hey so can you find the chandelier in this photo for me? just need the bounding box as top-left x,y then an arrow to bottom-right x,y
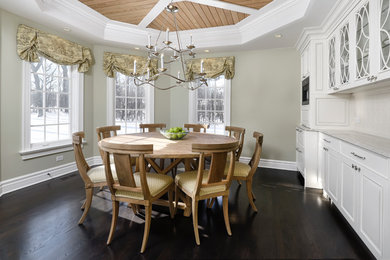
132,3 -> 208,91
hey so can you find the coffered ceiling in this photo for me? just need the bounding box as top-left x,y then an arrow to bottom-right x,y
79,0 -> 271,31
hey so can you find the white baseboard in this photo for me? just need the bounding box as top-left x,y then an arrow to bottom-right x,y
240,157 -> 297,171
0,155 -> 296,197
0,156 -> 102,197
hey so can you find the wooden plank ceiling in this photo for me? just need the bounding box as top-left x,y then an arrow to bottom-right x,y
79,0 -> 159,25
219,0 -> 272,10
79,0 -> 273,31
148,1 -> 248,31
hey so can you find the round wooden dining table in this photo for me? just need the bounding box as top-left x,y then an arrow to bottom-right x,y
99,131 -> 237,216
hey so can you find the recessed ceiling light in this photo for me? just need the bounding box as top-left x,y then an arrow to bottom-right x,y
204,50 -> 210,53
134,47 -> 140,50
63,27 -> 71,32
275,34 -> 283,38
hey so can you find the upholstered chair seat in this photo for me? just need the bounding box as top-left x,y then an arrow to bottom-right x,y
87,164 -> 117,183
175,170 -> 226,196
224,162 -> 251,177
116,172 -> 173,200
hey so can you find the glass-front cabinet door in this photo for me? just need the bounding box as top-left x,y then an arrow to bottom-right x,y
329,37 -> 337,89
340,23 -> 350,86
380,0 -> 390,74
355,2 -> 370,80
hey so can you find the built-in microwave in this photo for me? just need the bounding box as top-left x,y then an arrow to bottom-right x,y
302,76 -> 309,105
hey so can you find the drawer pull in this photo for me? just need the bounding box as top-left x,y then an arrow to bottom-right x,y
351,152 -> 366,160
323,147 -> 328,151
323,139 -> 331,143
296,148 -> 302,153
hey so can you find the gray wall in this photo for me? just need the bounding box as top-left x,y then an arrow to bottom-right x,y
0,10 -> 95,181
169,49 -> 301,161
0,9 -> 300,183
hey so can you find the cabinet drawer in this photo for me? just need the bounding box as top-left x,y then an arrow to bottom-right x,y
321,134 -> 340,152
340,142 -> 388,178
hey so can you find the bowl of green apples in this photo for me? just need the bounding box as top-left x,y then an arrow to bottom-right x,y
160,127 -> 188,140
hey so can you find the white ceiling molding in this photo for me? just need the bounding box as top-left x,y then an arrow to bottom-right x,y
295,0 -> 360,52
188,0 -> 258,15
0,0 -> 315,50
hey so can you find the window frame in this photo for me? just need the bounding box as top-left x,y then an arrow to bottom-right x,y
20,60 -> 84,160
188,77 -> 231,134
106,74 -> 154,133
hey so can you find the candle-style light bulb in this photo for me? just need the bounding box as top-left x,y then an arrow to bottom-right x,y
147,68 -> 150,79
190,34 -> 193,45
148,35 -> 151,47
178,71 -> 180,79
161,54 -> 164,69
173,50 -> 177,57
200,60 -> 204,73
166,28 -> 170,42
134,60 -> 137,74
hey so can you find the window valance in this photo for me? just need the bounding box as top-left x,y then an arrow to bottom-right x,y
16,24 -> 94,73
103,52 -> 158,78
185,56 -> 235,80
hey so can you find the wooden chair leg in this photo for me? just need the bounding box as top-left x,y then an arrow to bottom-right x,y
237,180 -> 242,185
252,191 -> 256,201
141,206 -> 152,253
81,200 -> 86,210
222,195 -> 232,236
246,181 -> 258,212
168,187 -> 175,219
192,199 -> 200,245
107,200 -> 119,245
78,188 -> 93,224
99,185 -> 104,191
207,198 -> 215,208
128,203 -> 139,215
174,185 -> 179,215
159,158 -> 165,170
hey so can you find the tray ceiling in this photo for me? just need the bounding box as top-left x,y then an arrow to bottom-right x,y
148,1 -> 249,31
79,0 -> 272,31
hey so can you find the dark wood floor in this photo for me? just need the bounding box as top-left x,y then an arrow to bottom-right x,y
0,167 -> 375,260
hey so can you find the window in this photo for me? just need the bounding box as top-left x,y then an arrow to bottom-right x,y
21,57 -> 83,157
189,76 -> 231,134
107,72 -> 154,134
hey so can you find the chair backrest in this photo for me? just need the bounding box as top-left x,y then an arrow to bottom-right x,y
225,126 -> 246,161
96,125 -> 121,160
72,132 -> 92,184
248,132 -> 264,178
99,141 -> 154,200
184,123 -> 209,133
191,141 -> 239,197
139,123 -> 166,133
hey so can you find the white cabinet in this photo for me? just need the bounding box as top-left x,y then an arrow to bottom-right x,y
327,0 -> 390,93
359,164 -> 388,258
340,157 -> 359,229
319,133 -> 390,260
301,45 -> 310,79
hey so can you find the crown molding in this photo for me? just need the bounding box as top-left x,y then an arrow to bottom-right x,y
295,0 -> 361,52
31,0 -> 312,49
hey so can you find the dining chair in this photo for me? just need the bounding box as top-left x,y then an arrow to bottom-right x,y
139,123 -> 167,170
72,131 -> 117,225
174,141 -> 239,245
100,141 -> 175,253
139,123 -> 166,133
225,131 -> 263,212
184,123 -> 209,133
225,126 -> 246,161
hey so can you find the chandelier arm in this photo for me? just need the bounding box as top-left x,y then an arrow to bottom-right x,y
172,13 -> 187,79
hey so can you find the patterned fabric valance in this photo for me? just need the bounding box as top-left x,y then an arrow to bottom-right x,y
185,56 -> 235,80
103,52 -> 158,78
16,24 -> 94,73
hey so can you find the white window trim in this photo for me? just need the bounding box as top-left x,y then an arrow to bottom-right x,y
19,61 -> 84,160
188,78 -> 231,131
106,76 -> 154,126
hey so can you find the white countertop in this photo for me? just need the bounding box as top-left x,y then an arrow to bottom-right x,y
321,130 -> 390,158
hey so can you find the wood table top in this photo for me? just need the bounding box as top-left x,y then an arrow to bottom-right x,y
99,132 -> 237,158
